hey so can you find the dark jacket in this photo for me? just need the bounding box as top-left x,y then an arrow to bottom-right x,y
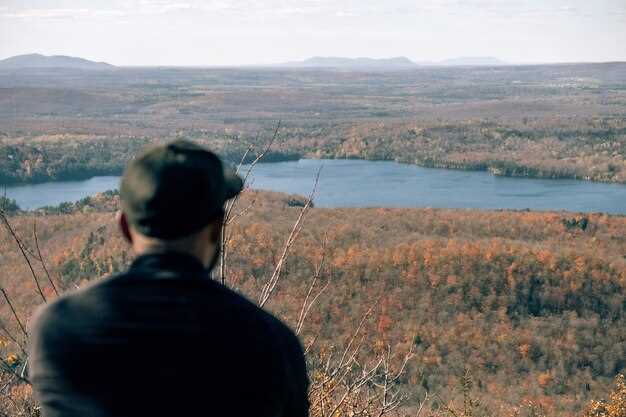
28,252 -> 309,417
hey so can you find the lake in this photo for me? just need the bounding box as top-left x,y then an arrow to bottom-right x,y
3,159 -> 626,214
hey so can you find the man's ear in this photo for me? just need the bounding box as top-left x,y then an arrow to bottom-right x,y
116,210 -> 133,244
209,211 -> 225,243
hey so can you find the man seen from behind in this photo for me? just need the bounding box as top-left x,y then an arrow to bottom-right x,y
28,141 -> 310,417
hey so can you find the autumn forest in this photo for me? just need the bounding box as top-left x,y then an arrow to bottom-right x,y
0,62 -> 625,416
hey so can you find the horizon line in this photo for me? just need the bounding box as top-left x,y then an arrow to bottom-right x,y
2,53 -> 626,68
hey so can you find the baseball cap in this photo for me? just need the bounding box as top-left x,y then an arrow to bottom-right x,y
120,140 -> 244,239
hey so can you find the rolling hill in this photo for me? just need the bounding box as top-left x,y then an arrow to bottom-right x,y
0,53 -> 114,70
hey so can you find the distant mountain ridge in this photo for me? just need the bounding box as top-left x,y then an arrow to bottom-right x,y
0,54 -> 114,70
0,54 -> 508,69
282,56 -> 508,68
437,56 -> 507,66
283,56 -> 416,68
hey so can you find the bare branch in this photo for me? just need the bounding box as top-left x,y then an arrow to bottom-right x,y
243,121 -> 282,182
225,197 -> 257,226
337,303 -> 376,371
0,358 -> 30,385
0,212 -> 47,302
33,220 -> 59,296
0,289 -> 27,339
0,320 -> 26,357
296,235 -> 329,335
220,122 -> 282,284
415,392 -> 430,417
259,166 -> 320,308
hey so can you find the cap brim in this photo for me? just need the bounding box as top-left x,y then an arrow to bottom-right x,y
223,165 -> 244,200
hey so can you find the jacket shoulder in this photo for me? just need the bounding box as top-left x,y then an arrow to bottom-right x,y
28,274 -> 123,348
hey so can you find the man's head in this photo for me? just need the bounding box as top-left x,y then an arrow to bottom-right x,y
117,140 -> 243,269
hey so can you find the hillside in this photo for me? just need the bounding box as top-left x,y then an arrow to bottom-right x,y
0,190 -> 624,416
0,54 -> 114,70
1,116 -> 625,185
0,63 -> 624,185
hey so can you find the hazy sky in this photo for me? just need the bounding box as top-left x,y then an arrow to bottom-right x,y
1,0 -> 625,66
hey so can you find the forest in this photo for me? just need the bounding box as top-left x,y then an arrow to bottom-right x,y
1,116 -> 625,185
0,189 -> 624,416
0,62 -> 625,416
1,62 -> 625,184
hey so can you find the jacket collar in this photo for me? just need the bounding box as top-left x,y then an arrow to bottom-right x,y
129,251 -> 208,276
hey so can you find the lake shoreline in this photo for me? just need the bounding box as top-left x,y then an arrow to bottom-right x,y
314,155 -> 626,184
6,188 -> 625,219
5,159 -> 625,215
3,154 -> 625,187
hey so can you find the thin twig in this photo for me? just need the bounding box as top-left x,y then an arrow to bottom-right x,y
296,236 -> 329,335
415,392 -> 429,417
0,289 -> 27,339
259,166 -> 320,308
337,303 -> 376,371
33,220 -> 58,296
0,320 -> 26,357
0,358 -> 29,385
0,213 -> 47,302
220,122 -> 282,284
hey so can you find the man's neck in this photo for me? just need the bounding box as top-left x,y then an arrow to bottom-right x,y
133,245 -> 212,269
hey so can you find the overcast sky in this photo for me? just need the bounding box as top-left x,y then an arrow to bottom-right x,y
1,0 -> 625,66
